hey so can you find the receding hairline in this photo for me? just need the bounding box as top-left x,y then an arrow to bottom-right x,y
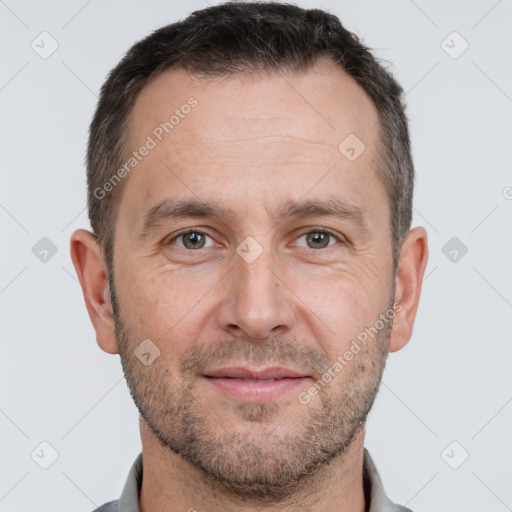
87,5 -> 412,278
101,55 -> 391,271
121,54 -> 383,182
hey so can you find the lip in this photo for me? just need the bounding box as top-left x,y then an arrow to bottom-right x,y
204,366 -> 308,380
203,366 -> 311,402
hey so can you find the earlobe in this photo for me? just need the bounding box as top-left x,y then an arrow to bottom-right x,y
69,229 -> 119,354
389,226 -> 429,353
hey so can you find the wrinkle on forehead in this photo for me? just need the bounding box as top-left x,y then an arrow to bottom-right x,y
118,60 -> 386,232
167,135 -> 336,148
126,61 -> 380,155
161,135 -> 342,168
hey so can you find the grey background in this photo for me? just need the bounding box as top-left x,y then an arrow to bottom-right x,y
1,0 -> 511,510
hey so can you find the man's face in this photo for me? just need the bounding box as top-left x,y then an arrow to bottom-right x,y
111,59 -> 395,498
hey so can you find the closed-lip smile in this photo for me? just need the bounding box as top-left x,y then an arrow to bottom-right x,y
203,366 -> 311,402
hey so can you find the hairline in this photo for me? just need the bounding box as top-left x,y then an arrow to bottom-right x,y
102,59 -> 401,278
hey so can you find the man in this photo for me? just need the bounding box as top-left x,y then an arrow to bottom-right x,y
70,2 -> 428,511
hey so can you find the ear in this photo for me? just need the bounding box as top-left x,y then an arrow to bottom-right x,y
389,226 -> 429,353
69,229 -> 118,354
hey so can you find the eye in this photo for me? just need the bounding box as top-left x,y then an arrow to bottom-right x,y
295,229 -> 342,249
167,230 -> 215,250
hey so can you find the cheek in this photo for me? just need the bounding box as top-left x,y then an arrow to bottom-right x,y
116,260 -> 216,345
294,265 -> 391,357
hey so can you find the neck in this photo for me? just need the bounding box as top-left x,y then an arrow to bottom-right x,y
138,419 -> 368,512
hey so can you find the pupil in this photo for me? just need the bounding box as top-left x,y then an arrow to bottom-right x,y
185,232 -> 204,249
308,232 -> 328,248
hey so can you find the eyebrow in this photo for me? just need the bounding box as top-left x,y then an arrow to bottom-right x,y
138,196 -> 370,240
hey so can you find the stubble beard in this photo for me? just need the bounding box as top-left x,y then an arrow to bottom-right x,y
110,274 -> 393,502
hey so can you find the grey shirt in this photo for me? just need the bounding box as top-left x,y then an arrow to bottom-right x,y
93,448 -> 413,512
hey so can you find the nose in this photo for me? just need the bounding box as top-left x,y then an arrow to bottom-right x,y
216,247 -> 295,340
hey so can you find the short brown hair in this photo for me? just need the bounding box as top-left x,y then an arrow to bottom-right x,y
87,1 -> 414,275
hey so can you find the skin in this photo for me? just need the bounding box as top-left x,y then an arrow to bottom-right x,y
70,57 -> 428,512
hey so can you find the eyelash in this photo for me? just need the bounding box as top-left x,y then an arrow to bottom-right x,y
165,228 -> 344,250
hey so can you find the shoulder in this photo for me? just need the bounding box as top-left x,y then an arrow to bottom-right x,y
91,500 -> 119,512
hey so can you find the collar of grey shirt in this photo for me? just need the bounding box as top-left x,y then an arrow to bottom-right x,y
94,448 -> 413,512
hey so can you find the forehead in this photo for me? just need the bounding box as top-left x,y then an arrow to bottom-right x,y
127,58 -> 379,152
118,58 -> 386,233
